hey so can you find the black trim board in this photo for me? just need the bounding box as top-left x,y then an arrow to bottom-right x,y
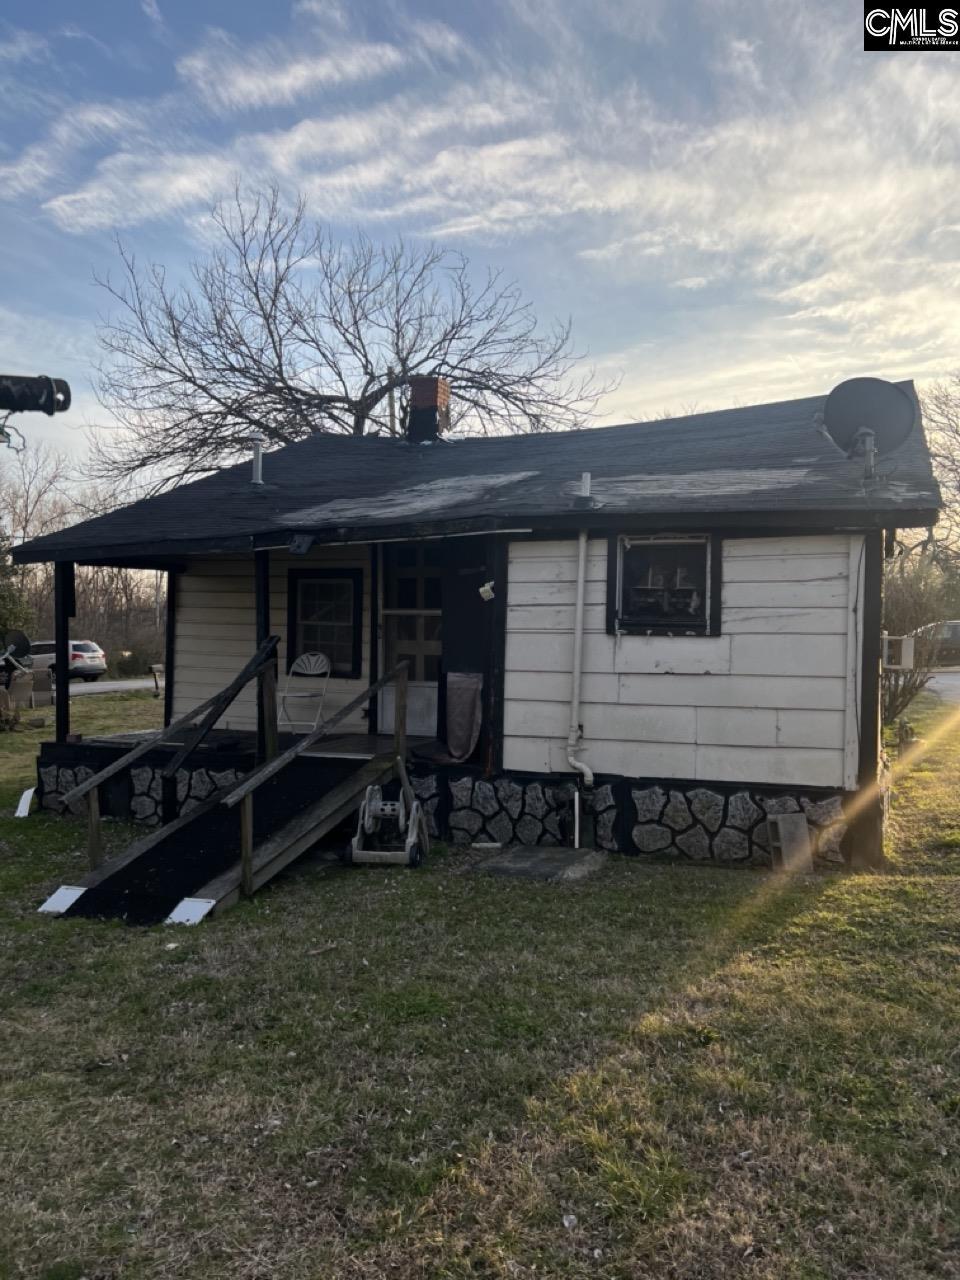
285,567 -> 364,679
368,544 -> 379,733
13,506 -> 941,566
254,550 -> 271,763
53,560 -> 75,743
847,530 -> 884,868
708,533 -> 722,636
163,570 -> 177,728
858,531 -> 883,789
483,535 -> 508,774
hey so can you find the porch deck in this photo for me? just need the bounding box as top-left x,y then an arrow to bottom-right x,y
37,724 -> 440,828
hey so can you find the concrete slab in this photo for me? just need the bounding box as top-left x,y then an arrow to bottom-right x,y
473,845 -> 608,882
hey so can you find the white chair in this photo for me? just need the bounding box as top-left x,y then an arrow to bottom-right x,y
279,652 -> 331,733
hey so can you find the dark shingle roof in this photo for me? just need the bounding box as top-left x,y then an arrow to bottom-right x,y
13,382 -> 941,563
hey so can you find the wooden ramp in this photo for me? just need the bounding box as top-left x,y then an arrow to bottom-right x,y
38,658 -> 416,926
40,754 -> 398,925
167,755 -> 397,923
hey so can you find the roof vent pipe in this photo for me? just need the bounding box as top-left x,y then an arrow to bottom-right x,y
251,434 -> 265,486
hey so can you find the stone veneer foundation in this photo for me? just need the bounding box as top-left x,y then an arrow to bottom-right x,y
38,760 -> 848,865
40,762 -> 242,826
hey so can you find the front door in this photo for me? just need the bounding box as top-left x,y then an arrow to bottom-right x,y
379,544 -> 442,737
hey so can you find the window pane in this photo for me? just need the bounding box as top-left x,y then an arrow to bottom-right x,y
395,577 -> 418,609
297,577 -> 355,675
621,542 -> 707,632
396,615 -> 417,642
383,615 -> 442,685
382,545 -> 444,681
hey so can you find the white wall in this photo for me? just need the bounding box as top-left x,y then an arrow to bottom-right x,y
172,547 -> 371,732
503,534 -> 864,789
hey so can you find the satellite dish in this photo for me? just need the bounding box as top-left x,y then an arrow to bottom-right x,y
2,630 -> 31,662
823,377 -> 916,457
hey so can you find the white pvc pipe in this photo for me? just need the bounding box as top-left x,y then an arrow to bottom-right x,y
251,435 -> 265,485
567,472 -> 595,803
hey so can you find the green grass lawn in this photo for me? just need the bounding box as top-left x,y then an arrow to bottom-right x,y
1,694 -> 959,1278
0,690 -> 161,795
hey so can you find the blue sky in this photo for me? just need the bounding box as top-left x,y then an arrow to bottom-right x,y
1,0 -> 958,454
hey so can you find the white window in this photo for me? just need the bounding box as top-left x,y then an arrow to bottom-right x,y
289,571 -> 361,677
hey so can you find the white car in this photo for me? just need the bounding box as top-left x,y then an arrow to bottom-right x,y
30,639 -> 108,682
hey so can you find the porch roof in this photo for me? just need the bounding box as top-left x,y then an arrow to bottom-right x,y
13,381 -> 941,565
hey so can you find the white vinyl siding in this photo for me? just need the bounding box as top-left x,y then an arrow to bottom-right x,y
503,534 -> 864,789
172,547 -> 371,732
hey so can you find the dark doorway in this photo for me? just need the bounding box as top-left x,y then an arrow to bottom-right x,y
439,539 -> 494,762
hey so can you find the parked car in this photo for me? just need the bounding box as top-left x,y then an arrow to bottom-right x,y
30,639 -> 107,682
913,620 -> 960,667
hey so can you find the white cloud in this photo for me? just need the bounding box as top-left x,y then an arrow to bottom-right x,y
176,30 -> 407,114
715,37 -> 765,95
598,292 -> 959,427
249,83 -> 534,174
0,102 -> 149,198
44,150 -> 239,231
506,0 -> 671,50
291,0 -> 351,26
6,0 -> 960,420
409,20 -> 468,61
141,0 -> 165,33
40,76 -> 541,231
0,28 -> 47,63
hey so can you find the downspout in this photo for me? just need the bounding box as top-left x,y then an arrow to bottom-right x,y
568,472 -> 594,845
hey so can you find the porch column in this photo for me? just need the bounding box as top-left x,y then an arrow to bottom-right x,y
847,531 -> 885,869
54,560 -> 75,743
254,549 -> 275,761
368,543 -> 379,734
163,569 -> 177,727
483,536 -> 508,774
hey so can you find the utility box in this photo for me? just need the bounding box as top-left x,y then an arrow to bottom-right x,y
882,633 -> 915,671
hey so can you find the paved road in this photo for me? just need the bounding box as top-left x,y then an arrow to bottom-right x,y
66,678 -> 157,697
927,671 -> 960,703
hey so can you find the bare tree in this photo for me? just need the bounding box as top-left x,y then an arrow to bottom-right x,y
0,445 -> 166,669
881,551 -> 950,723
922,374 -> 960,555
93,186 -> 611,485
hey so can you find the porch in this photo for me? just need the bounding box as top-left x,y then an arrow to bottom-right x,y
45,533 -> 507,775
37,726 -> 435,821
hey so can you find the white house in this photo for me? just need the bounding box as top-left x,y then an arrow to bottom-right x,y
17,375 -> 940,874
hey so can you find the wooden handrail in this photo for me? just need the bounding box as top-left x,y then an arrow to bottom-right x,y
160,638 -> 279,779
59,636 -> 280,808
223,661 -> 409,809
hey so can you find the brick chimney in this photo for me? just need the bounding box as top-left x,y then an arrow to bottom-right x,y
406,375 -> 450,443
